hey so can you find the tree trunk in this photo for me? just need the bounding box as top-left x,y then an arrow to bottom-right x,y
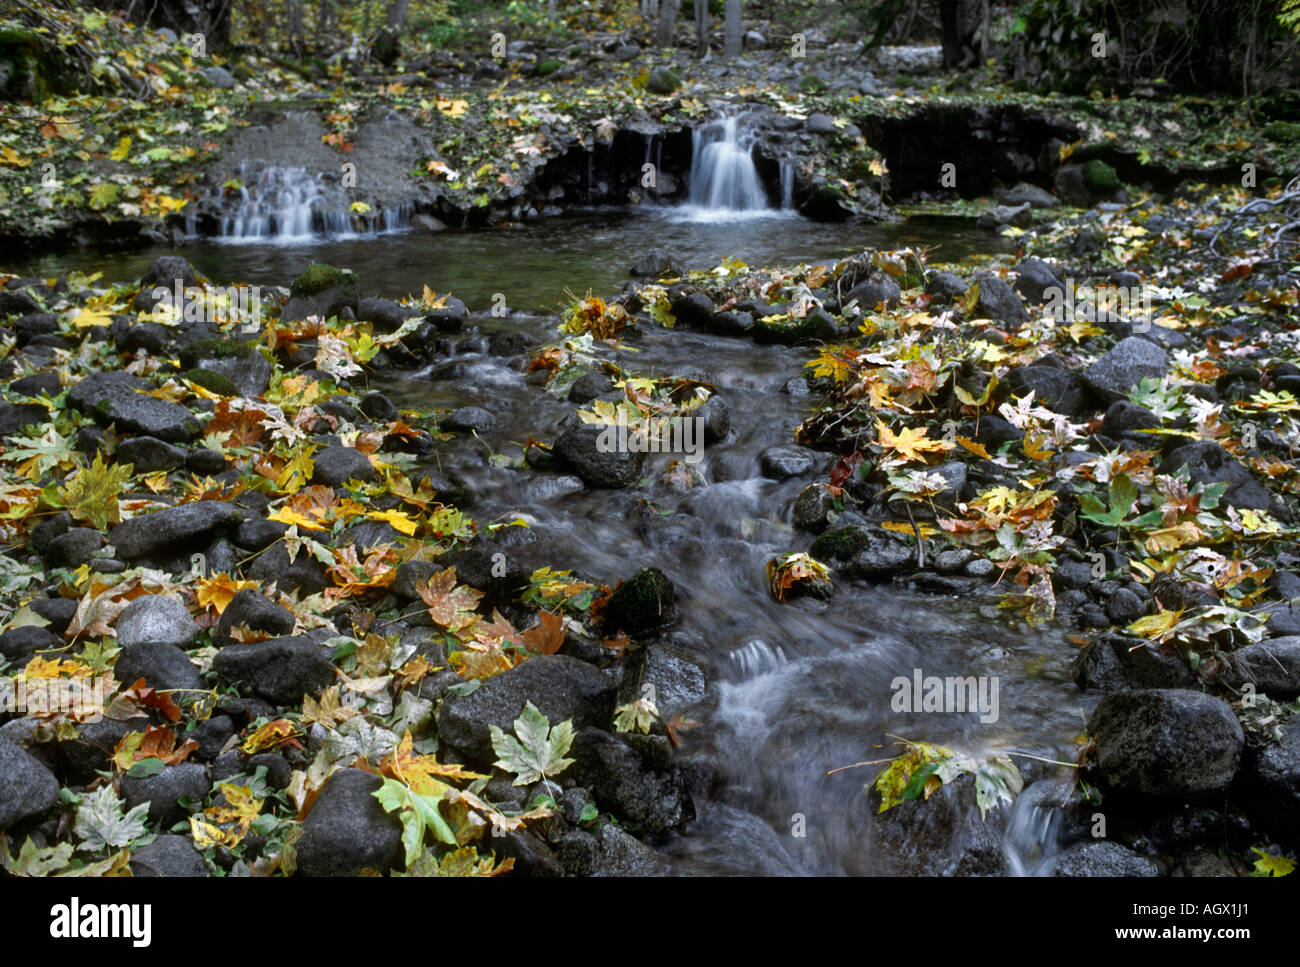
656,0 -> 681,47
724,0 -> 742,58
939,0 -> 961,69
386,0 -> 411,30
695,0 -> 709,55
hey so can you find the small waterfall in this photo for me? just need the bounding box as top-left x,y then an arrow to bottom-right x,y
779,159 -> 795,210
1003,779 -> 1069,876
203,164 -> 410,243
686,115 -> 770,214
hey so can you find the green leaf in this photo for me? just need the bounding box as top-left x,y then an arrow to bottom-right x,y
373,777 -> 456,867
60,453 -> 132,529
1,835 -> 75,877
74,785 -> 149,851
489,700 -> 575,786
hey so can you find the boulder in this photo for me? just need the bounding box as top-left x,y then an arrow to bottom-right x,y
115,594 -> 199,649
0,738 -> 59,828
108,501 -> 243,560
296,769 -> 404,876
212,636 -> 336,705
1081,337 -> 1168,403
553,424 -> 644,488
68,372 -> 202,443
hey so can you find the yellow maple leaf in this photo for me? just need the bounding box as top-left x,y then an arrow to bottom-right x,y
195,574 -> 261,614
109,136 -> 132,162
366,508 -> 418,536
1126,608 -> 1182,641
422,285 -> 449,309
267,506 -> 327,531
875,421 -> 955,463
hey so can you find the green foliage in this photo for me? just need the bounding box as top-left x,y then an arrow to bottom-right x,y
373,777 -> 458,868
73,785 -> 150,852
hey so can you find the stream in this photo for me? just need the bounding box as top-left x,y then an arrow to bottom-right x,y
23,189 -> 1090,877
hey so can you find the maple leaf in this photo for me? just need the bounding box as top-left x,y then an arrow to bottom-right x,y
135,725 -> 199,766
206,399 -> 266,447
268,505 -> 327,531
243,719 -> 302,754
418,567 -> 484,634
301,685 -> 359,728
383,732 -> 485,794
206,783 -> 264,840
490,701 -> 575,786
396,847 -> 514,877
394,655 -> 436,690
875,421 -> 955,464
450,639 -> 518,680
110,678 -> 181,723
614,698 -> 660,734
195,574 -> 261,614
366,507 -> 418,536
74,785 -> 149,851
519,610 -> 566,655
1252,848 -> 1295,877
373,775 -> 458,867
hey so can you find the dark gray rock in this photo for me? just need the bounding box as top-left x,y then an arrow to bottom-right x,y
976,202 -> 1032,230
973,275 -> 1029,325
567,370 -> 614,403
811,525 -> 915,580
140,257 -> 198,291
870,774 -> 1008,875
115,436 -> 189,473
0,402 -> 48,441
593,823 -> 658,875
212,635 -> 335,705
109,501 -> 242,560
792,484 -> 837,532
116,594 -> 199,649
1013,258 -> 1065,304
1253,717 -> 1300,821
423,295 -> 468,332
1082,337 -> 1168,403
120,762 -> 209,828
698,393 -> 730,443
28,596 -> 77,634
0,625 -> 61,662
68,371 -> 202,442
114,642 -> 203,692
603,567 -> 676,636
130,834 -> 210,877
999,183 -> 1059,209
358,297 -> 417,334
553,423 -> 644,488
232,517 -> 287,552
925,271 -> 967,303
1105,587 -> 1146,624
0,738 -> 59,828
44,528 -> 103,568
570,730 -> 694,836
311,446 -> 376,487
296,769 -> 403,876
1089,689 -> 1243,798
1162,440 -> 1272,511
1003,365 -> 1086,417
391,561 -> 443,600
246,543 -> 328,595
760,446 -> 817,480
442,406 -> 498,433
1048,841 -> 1159,876
1220,637 -> 1300,699
437,655 -> 618,761
846,274 -> 901,311
1071,633 -> 1196,691
1102,400 -> 1160,437
630,248 -> 678,278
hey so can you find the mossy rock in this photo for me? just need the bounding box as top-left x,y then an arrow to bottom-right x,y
179,338 -> 256,368
1082,159 -> 1122,193
810,526 -> 871,561
798,75 -> 828,94
290,264 -> 354,297
646,68 -> 681,95
533,59 -> 563,77
602,567 -> 676,636
0,28 -> 58,101
182,367 -> 239,396
1263,121 -> 1300,144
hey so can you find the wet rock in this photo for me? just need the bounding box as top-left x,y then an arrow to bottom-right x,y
698,393 -> 730,443
707,310 -> 755,336
44,528 -> 103,568
552,828 -> 599,875
442,406 -> 498,433
1162,440 -> 1272,512
68,371 -> 202,442
933,548 -> 975,574
1003,364 -> 1086,417
976,202 -> 1032,230
182,342 -> 272,398
1053,164 -> 1091,206
188,715 -> 236,762
1089,689 -> 1242,798
188,448 -> 228,476
570,730 -> 694,836
423,295 -> 468,332
212,636 -> 335,705
109,501 -> 242,560
212,590 -> 294,651
973,275 -> 1029,325
630,644 -> 707,715
603,567 -> 676,636
0,738 -> 59,828
630,248 -> 678,278
553,423 -> 644,488
440,543 -> 529,606
232,516 -> 287,552
1220,637 -> 1300,699
489,827 -> 564,876
811,525 -> 915,580
114,642 -> 203,692
296,769 -> 403,877
437,655 -> 617,761
1012,258 -> 1065,305
1105,587 -> 1146,624
28,597 -> 78,635
140,256 -> 198,291
999,183 -> 1059,209
246,542 -> 328,595
792,484 -> 837,532
281,264 -> 360,323
392,561 -> 443,600
1252,717 -> 1300,821
488,330 -> 535,356
925,271 -> 967,303
116,322 -> 172,356
1071,633 -> 1196,691
116,594 -> 199,650
593,823 -> 658,875
0,625 -> 60,662
9,372 -> 61,398
358,297 -> 417,334
115,436 -> 189,473
846,273 -> 901,311
130,834 -> 210,877
961,414 -> 1022,448
120,762 -> 209,828
0,401 -> 47,439
1265,599 -> 1300,637
670,291 -> 714,328
1082,337 -> 1168,403
760,446 -> 817,480
311,446 -> 376,486
0,288 -> 45,317
1102,400 -> 1160,437
1047,841 -> 1159,876
871,775 -> 1008,875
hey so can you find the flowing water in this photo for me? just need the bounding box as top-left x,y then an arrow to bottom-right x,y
22,180 -> 1092,876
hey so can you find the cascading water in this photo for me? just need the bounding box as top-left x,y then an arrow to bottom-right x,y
195,163 -> 411,242
684,115 -> 773,216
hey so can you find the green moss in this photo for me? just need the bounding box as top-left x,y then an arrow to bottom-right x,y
1082,159 -> 1122,192
810,526 -> 870,561
290,263 -> 350,297
799,75 -> 827,94
179,338 -> 255,368
603,567 -> 675,635
646,68 -> 681,95
533,59 -> 562,77
182,367 -> 238,396
1263,121 -> 1300,144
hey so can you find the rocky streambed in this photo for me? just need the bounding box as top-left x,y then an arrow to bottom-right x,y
1,172 -> 1299,878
